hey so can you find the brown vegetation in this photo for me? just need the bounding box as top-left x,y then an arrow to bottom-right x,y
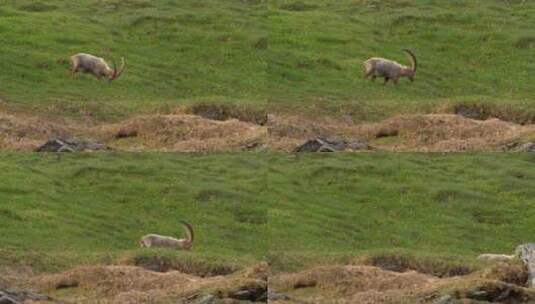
269,261 -> 535,304
3,255 -> 534,304
268,113 -> 535,152
21,262 -> 268,303
2,105 -> 535,153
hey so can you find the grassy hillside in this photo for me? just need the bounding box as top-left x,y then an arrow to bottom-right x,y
268,153 -> 535,271
0,152 -> 267,272
0,0 -> 267,117
3,152 -> 535,273
2,1 -> 535,120
268,0 -> 535,119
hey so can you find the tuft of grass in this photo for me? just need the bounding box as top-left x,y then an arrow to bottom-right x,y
358,251 -> 479,278
279,1 -> 319,12
121,249 -> 244,277
19,2 -> 58,12
437,100 -> 535,124
186,101 -> 268,125
514,36 -> 535,49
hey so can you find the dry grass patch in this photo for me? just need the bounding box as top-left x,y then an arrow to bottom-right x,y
186,103 -> 268,125
0,110 -> 74,151
121,252 -> 241,277
357,252 -> 477,278
268,113 -> 535,152
269,260 -> 535,304
1,106 -> 535,152
25,263 -> 268,304
93,113 -> 267,152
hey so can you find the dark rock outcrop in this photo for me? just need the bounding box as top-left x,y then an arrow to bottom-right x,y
0,288 -> 52,303
294,137 -> 370,152
35,137 -> 108,152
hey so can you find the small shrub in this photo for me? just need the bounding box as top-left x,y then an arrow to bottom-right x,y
128,252 -> 240,277
188,103 -> 267,125
19,3 -> 57,12
514,36 -> 535,49
361,252 -> 477,277
279,1 -> 318,11
254,37 -> 268,50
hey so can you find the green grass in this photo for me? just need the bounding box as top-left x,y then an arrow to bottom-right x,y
267,0 -> 535,119
268,153 -> 535,271
0,0 -> 267,119
3,1 -> 535,119
0,152 -> 267,272
2,153 -> 535,273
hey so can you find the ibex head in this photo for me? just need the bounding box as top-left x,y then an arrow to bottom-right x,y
109,57 -> 126,82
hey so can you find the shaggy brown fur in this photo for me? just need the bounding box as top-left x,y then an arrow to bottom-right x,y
70,53 -> 126,82
363,49 -> 417,84
139,221 -> 194,250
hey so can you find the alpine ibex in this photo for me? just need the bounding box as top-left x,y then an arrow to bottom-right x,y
70,53 -> 126,82
139,221 -> 194,250
363,49 -> 417,84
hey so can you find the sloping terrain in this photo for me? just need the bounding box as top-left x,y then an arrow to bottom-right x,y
1,153 -> 535,302
268,154 -> 535,261
3,1 -> 535,303
0,0 -> 267,113
0,153 -> 267,273
2,1 -> 535,120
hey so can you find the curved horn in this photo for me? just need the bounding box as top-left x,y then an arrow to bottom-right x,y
402,49 -> 417,73
180,221 -> 194,243
111,59 -> 118,80
113,57 -> 126,80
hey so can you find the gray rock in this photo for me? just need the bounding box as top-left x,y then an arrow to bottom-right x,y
516,243 -> 535,287
0,295 -> 20,304
231,290 -> 254,300
0,288 -> 51,303
196,294 -> 216,304
433,295 -> 457,304
36,137 -> 108,152
516,142 -> 535,152
268,289 -> 291,301
466,289 -> 489,300
294,137 -> 370,153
